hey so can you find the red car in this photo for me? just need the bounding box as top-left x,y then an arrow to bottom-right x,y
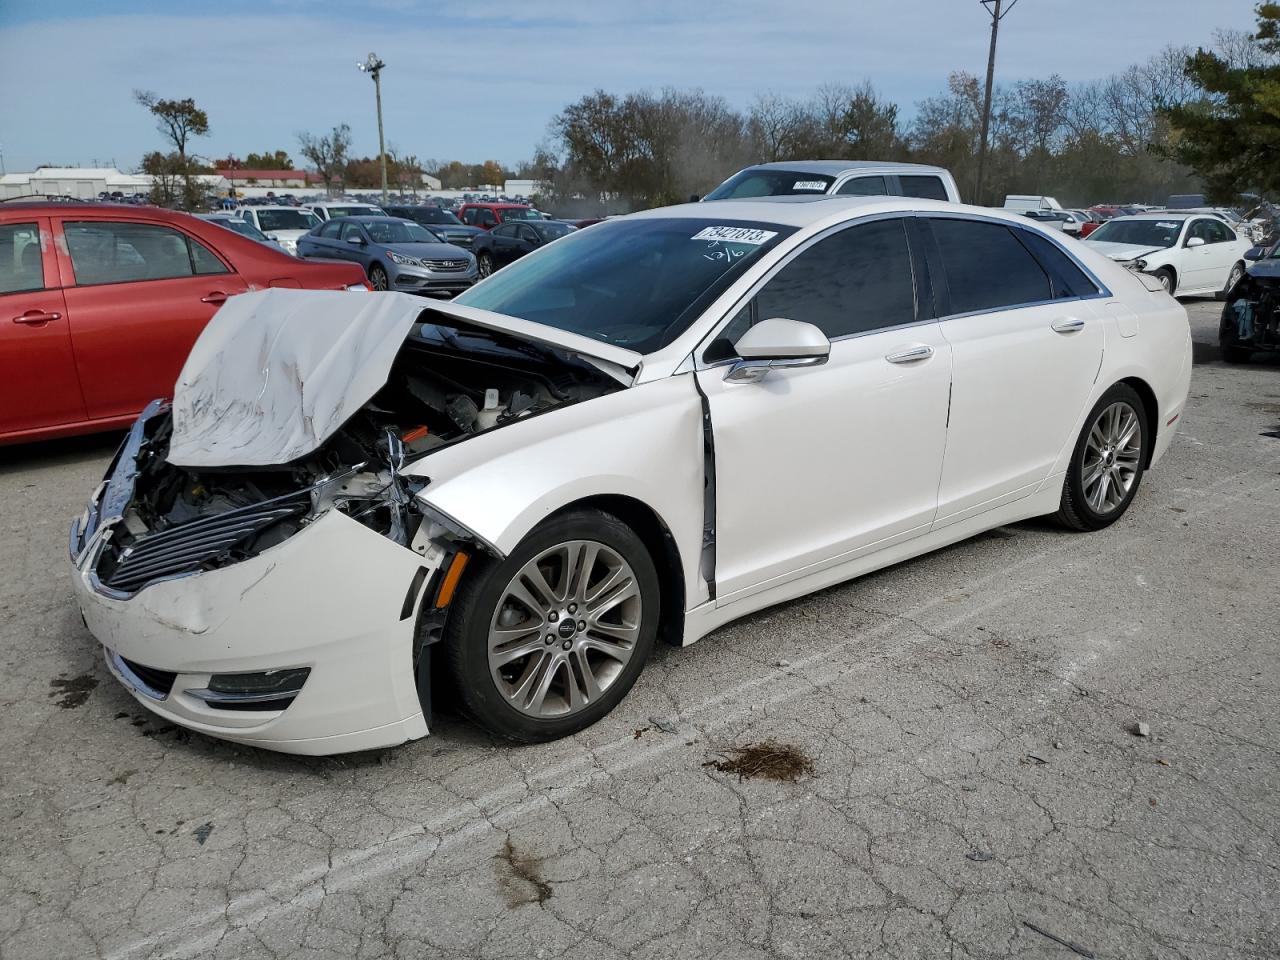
456,202 -> 543,230
0,203 -> 368,445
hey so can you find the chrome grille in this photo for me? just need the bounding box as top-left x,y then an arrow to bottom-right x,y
100,494 -> 308,592
423,259 -> 469,271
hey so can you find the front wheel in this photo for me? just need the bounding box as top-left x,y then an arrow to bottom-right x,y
1153,267 -> 1176,295
1224,260 -> 1245,296
476,251 -> 495,278
1056,384 -> 1149,531
443,508 -> 659,742
369,263 -> 389,291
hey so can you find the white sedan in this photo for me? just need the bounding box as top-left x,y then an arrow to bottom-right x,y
1084,212 -> 1252,297
69,197 -> 1192,754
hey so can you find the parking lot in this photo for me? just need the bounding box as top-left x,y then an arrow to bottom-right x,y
0,298 -> 1276,959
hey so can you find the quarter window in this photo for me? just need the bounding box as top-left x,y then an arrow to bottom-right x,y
929,218 -> 1051,313
899,175 -> 950,201
64,222 -> 228,285
835,176 -> 888,197
0,223 -> 45,294
1016,230 -> 1099,299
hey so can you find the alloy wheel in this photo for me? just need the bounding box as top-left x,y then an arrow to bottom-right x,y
1082,401 -> 1142,515
1227,263 -> 1244,290
478,254 -> 493,278
370,266 -> 388,290
487,540 -> 642,718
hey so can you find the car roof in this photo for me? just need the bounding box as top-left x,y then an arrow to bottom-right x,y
345,216 -> 425,227
0,201 -> 186,219
462,202 -> 529,208
243,205 -> 309,212
1106,212 -> 1195,221
629,195 -> 1007,228
739,160 -> 951,177
310,201 -> 381,207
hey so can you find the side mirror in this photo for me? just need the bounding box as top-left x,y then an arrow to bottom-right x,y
266,233 -> 279,241
725,317 -> 831,383
1186,236 -> 1206,248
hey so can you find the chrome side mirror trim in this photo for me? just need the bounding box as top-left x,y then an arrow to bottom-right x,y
724,353 -> 828,383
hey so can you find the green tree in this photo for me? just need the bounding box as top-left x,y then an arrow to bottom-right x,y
297,125 -> 352,197
134,90 -> 210,209
1161,3 -> 1280,200
244,149 -> 295,170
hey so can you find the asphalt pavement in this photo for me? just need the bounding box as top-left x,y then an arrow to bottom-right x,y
1,299 -> 1277,960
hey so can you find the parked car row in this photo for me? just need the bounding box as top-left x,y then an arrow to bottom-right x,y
0,203 -> 368,445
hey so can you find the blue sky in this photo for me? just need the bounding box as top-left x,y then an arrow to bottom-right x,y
0,0 -> 1260,173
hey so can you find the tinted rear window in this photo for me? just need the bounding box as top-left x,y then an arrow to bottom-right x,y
930,218 -> 1051,313
1017,230 -> 1100,299
900,175 -> 950,201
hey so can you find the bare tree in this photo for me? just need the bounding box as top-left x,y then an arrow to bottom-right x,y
297,124 -> 352,197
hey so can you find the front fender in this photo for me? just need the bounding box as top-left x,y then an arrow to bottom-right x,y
406,375 -> 707,608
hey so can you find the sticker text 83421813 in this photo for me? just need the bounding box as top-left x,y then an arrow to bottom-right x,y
691,226 -> 778,245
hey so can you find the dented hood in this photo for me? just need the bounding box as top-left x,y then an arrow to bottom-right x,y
166,288 -> 641,469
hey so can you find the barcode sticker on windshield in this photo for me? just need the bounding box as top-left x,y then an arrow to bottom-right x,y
691,226 -> 778,245
793,180 -> 827,191
1156,221 -> 1179,229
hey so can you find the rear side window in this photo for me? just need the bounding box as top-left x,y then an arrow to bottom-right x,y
0,223 -> 44,294
929,218 -> 1050,314
900,175 -> 950,201
836,176 -> 888,197
1016,230 -> 1100,299
64,222 -> 227,286
752,218 -> 916,340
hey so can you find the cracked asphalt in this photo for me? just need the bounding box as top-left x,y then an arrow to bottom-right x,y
2,300 -> 1278,960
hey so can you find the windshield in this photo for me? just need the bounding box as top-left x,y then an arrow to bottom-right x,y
326,205 -> 386,219
257,209 -> 320,232
455,217 -> 795,353
1087,219 -> 1182,248
413,207 -> 462,225
530,221 -> 575,240
220,218 -> 266,240
704,169 -> 836,200
497,207 -> 540,221
366,220 -> 440,244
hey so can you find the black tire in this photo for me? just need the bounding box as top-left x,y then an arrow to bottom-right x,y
1221,261 -> 1246,299
369,263 -> 389,290
443,508 -> 660,742
476,251 -> 495,278
1056,383 -> 1149,532
1153,267 -> 1176,295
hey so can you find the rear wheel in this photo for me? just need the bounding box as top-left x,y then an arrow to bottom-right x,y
369,263 -> 389,291
477,251 -> 495,278
1056,384 -> 1149,531
443,509 -> 659,742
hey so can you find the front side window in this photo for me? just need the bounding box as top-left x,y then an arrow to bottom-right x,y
835,176 -> 888,197
1199,219 -> 1234,244
930,218 -> 1051,314
455,217 -> 795,353
704,169 -> 835,200
257,209 -> 320,232
318,220 -> 343,239
339,222 -> 366,243
0,223 -> 44,294
752,219 -> 916,339
64,222 -> 226,285
491,223 -> 518,238
900,175 -> 950,201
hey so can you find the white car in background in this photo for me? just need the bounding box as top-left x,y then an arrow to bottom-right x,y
69,196 -> 1191,755
1084,212 -> 1252,296
233,205 -> 321,256
305,201 -> 388,222
703,161 -> 961,203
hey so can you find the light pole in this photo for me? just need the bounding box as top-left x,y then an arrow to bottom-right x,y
357,52 -> 388,204
975,0 -> 1019,205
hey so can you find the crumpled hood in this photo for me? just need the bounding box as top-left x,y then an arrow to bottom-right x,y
166,289 -> 641,468
1084,240 -> 1166,262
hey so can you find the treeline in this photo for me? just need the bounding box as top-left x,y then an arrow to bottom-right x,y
532,28 -> 1262,214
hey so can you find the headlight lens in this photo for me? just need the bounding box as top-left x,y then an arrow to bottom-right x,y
1133,258 -> 1147,271
387,252 -> 421,266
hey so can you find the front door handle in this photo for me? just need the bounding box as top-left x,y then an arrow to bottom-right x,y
885,344 -> 934,364
201,291 -> 228,304
1052,317 -> 1086,334
12,310 -> 61,325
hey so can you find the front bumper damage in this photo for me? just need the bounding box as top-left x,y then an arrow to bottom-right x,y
69,405 -> 464,755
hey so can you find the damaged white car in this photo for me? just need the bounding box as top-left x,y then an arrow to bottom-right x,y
70,197 -> 1191,754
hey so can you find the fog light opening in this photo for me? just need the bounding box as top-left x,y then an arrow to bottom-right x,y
185,667 -> 311,711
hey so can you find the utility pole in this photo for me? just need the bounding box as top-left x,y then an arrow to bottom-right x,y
975,0 -> 1018,205
358,52 -> 388,204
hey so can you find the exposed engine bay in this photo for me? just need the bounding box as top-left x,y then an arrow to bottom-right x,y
81,317 -> 623,595
1223,259 -> 1280,356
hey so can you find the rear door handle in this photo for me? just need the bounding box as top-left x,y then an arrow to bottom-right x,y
12,310 -> 61,325
885,344 -> 934,364
1052,317 -> 1086,334
201,291 -> 228,304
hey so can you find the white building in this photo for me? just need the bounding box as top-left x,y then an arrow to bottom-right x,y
0,166 -> 228,201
